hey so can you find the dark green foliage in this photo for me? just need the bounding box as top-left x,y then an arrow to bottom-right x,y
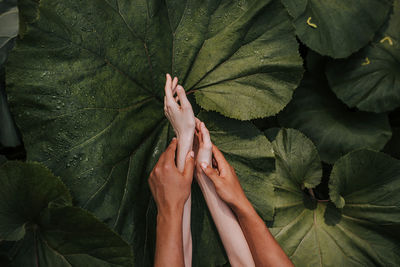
0,161 -> 134,267
0,0 -> 399,266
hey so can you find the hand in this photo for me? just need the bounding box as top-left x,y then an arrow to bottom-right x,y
164,74 -> 195,141
200,145 -> 250,211
148,138 -> 195,215
193,118 -> 212,167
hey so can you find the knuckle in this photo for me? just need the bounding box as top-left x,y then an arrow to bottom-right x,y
154,167 -> 162,176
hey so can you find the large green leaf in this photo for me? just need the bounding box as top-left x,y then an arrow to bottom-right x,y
270,130 -> 400,266
0,161 -> 71,241
326,0 -> 400,113
278,73 -> 392,163
5,0 -> 289,264
272,128 -> 322,189
191,0 -> 303,119
329,150 -> 400,221
0,161 -> 134,267
281,0 -> 393,58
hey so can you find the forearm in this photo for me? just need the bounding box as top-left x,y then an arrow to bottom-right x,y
196,172 -> 255,267
154,207 -> 185,267
233,200 -> 293,267
176,134 -> 194,267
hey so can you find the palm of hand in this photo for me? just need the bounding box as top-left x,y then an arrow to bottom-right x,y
163,74 -> 195,139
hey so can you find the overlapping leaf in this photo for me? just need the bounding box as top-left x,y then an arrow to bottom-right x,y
5,0 -> 292,265
0,161 -> 134,267
270,128 -> 400,266
326,0 -> 400,113
281,0 -> 393,58
278,73 -> 392,163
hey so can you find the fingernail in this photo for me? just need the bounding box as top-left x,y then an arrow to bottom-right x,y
189,151 -> 194,158
172,137 -> 177,141
201,162 -> 208,169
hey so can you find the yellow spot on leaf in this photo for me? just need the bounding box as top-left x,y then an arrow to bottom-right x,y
380,36 -> 393,46
361,57 -> 370,66
307,17 -> 317,28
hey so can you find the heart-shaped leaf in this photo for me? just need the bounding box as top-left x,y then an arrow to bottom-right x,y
281,0 -> 393,58
278,73 -> 392,163
326,0 -> 400,113
270,129 -> 400,266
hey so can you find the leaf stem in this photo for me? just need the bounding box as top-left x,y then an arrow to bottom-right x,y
308,188 -> 316,199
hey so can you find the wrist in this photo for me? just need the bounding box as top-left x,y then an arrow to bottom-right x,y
157,201 -> 185,220
177,129 -> 195,142
231,198 -> 256,219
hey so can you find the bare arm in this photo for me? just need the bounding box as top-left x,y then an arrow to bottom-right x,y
201,145 -> 293,267
164,74 -> 195,267
149,139 -> 195,267
155,206 -> 185,267
194,120 -> 255,267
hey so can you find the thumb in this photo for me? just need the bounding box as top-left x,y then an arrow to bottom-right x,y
183,151 -> 195,179
200,162 -> 220,184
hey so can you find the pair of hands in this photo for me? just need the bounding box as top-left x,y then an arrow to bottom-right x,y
148,74 -> 249,215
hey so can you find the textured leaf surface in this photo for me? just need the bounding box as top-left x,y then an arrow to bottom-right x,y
329,150 -> 400,222
326,0 -> 400,113
5,0 -> 289,264
0,161 -> 71,241
0,161 -> 134,267
278,74 -> 392,163
270,134 -> 400,266
192,0 -> 303,119
272,128 -> 322,189
281,0 -> 392,58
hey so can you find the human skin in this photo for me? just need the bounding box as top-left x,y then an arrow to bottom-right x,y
201,145 -> 294,267
194,119 -> 255,267
164,74 -> 195,267
148,139 -> 195,267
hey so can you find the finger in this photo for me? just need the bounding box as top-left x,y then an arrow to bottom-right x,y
172,77 -> 178,91
164,138 -> 178,163
212,144 -> 230,175
200,162 -> 220,185
183,151 -> 195,180
200,122 -> 212,148
176,85 -> 191,108
164,73 -> 173,100
195,118 -> 202,131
